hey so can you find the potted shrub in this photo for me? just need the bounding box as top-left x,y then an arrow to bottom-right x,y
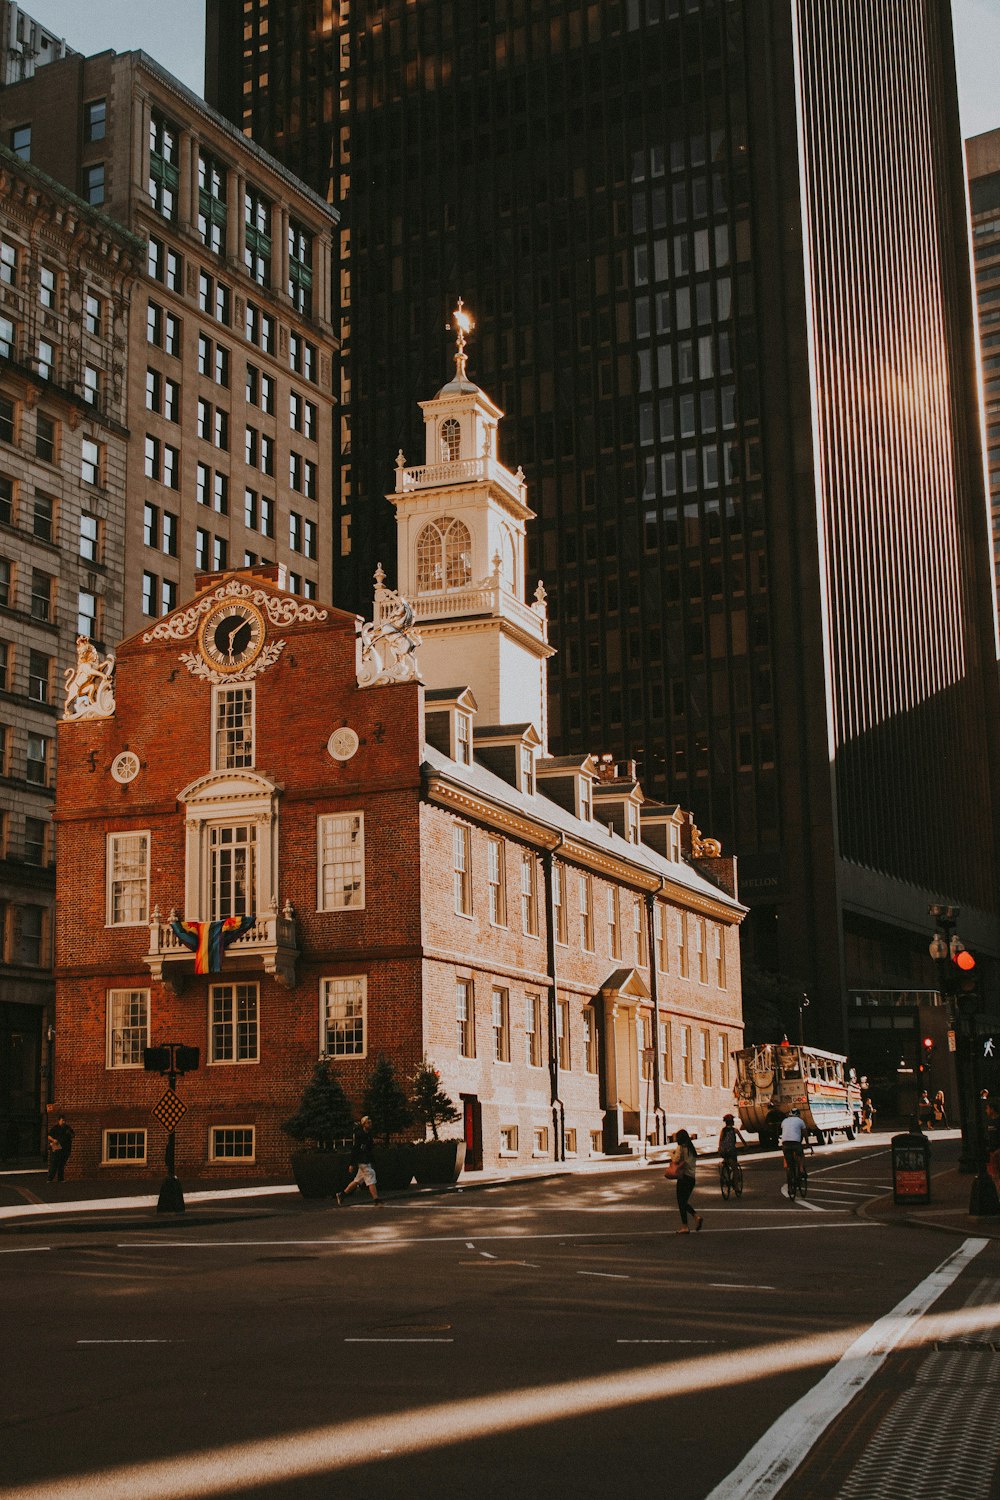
283,1062 -> 355,1198
410,1058 -> 465,1184
363,1055 -> 416,1189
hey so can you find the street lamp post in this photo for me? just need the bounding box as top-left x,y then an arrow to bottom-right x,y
928,904 -> 999,1216
797,993 -> 809,1046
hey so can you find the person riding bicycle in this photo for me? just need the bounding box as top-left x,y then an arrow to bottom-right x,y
779,1108 -> 808,1174
718,1113 -> 746,1163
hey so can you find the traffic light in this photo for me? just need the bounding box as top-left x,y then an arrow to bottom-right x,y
953,946 -> 977,994
921,1035 -> 935,1069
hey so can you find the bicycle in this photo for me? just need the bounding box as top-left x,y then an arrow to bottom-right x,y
719,1157 -> 744,1199
783,1149 -> 808,1200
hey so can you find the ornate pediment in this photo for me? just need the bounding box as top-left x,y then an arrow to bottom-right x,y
142,578 -> 328,644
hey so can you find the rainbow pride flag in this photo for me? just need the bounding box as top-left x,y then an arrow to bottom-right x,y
170,916 -> 255,974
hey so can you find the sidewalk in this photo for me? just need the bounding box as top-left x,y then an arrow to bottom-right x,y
861,1161 -> 1000,1240
3,1133 -> 997,1237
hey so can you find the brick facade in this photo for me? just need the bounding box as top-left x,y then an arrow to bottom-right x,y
52,566 -> 744,1179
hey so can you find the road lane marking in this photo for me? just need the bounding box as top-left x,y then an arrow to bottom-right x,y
578,1271 -> 629,1280
77,1339 -> 177,1345
709,1284 -> 776,1291
618,1339 -> 721,1344
780,1187 -> 822,1211
344,1338 -> 453,1344
120,1221 -> 878,1250
0,1246 -> 51,1253
11,1290 -> 997,1500
704,1236 -> 990,1500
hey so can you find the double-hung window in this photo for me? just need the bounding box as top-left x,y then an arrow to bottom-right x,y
107,988 -> 149,1068
453,823 -> 472,916
287,219 -> 313,314
552,861 -> 567,943
213,685 -> 254,770
492,987 -> 510,1063
107,832 -> 149,925
487,836 -> 506,926
634,895 -> 648,966
322,975 -> 366,1057
557,997 -> 571,1069
521,851 -> 538,936
318,813 -> 364,910
244,188 -> 272,284
457,977 -> 475,1057
607,887 -> 620,957
525,993 -> 542,1067
210,982 -> 259,1063
578,872 -> 594,951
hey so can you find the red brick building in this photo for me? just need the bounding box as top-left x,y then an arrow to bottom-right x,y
52,346 -> 745,1178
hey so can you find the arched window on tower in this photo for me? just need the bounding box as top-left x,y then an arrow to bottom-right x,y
416,516 -> 472,592
444,518 -> 472,588
500,525 -> 516,591
441,418 -> 461,463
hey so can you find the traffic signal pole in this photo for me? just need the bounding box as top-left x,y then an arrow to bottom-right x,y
143,1042 -> 199,1215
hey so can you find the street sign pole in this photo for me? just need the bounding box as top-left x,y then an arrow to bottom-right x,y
144,1042 -> 198,1215
157,1056 -> 185,1215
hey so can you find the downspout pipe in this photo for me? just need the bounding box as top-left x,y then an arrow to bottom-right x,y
543,833 -> 565,1161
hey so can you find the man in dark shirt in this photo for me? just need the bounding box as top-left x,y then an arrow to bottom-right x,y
47,1116 -> 74,1182
337,1115 -> 383,1206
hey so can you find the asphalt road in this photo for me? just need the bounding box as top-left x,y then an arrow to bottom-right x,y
2,1141 -> 997,1500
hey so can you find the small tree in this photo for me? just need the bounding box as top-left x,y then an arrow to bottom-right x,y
410,1058 -> 461,1141
282,1062 -> 354,1152
363,1054 -> 413,1145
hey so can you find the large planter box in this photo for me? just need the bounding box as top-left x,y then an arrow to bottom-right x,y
413,1138 -> 466,1184
371,1142 -> 416,1190
290,1149 -> 354,1199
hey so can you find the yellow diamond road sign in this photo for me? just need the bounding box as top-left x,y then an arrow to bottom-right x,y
153,1090 -> 187,1131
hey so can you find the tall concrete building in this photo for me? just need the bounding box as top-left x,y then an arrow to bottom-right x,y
1,47 -> 340,639
207,0 -> 998,1075
0,144 -> 141,1155
967,128 -> 1000,621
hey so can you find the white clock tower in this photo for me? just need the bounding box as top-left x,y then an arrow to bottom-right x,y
389,303 -> 553,750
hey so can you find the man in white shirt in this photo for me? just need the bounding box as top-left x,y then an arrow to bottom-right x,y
779,1109 -> 808,1173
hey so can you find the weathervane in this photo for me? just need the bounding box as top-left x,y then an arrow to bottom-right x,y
450,297 -> 475,380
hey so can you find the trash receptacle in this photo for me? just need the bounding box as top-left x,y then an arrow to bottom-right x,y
891,1131 -> 931,1206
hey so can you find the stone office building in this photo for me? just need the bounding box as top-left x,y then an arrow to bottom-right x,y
0,144 -> 141,1155
52,353 -> 744,1178
1,45 -> 339,638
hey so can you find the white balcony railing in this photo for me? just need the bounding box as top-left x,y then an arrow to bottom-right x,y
395,454 -> 527,508
144,907 -> 298,988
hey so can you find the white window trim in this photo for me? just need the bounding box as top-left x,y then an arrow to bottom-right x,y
492,986 -> 511,1064
498,1124 -> 518,1157
177,771 -> 278,922
209,1124 -> 256,1162
105,830 -> 151,927
208,981 -> 261,1066
102,1128 -> 148,1165
316,811 -> 366,912
105,987 -> 150,1069
320,973 -> 368,1060
211,682 -> 256,773
453,822 -> 473,919
487,835 -> 507,928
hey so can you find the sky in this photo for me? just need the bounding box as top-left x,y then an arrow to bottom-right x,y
15,0 -> 1000,141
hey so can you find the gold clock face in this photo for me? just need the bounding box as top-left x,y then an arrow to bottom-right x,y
198,600 -> 266,675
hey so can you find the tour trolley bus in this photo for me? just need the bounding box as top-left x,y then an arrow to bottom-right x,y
733,1042 -> 863,1145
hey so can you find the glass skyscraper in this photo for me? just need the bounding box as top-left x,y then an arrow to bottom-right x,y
206,0 -> 1000,1059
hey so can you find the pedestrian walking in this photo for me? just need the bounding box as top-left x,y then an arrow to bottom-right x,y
336,1114 -> 383,1206
665,1128 -> 703,1233
46,1116 -> 74,1182
932,1090 -> 948,1128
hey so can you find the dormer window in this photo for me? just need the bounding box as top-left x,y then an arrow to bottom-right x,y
626,802 -> 639,842
668,822 -> 681,861
415,516 -> 473,592
455,711 -> 472,765
520,743 -> 535,795
441,418 -> 461,462
579,778 -> 593,822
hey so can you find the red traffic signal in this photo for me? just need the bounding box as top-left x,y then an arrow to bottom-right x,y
955,950 -> 975,972
922,1036 -> 934,1052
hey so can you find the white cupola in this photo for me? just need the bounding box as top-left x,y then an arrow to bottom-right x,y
389,303 -> 552,750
